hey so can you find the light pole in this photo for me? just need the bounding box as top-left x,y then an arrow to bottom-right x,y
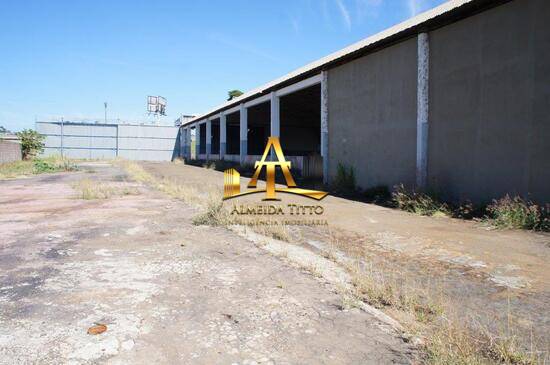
104,102 -> 107,123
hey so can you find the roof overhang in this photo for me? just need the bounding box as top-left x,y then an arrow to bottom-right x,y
181,0 -> 510,128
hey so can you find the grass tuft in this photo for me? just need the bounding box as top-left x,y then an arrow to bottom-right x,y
392,184 -> 451,217
332,163 -> 357,196
191,198 -> 229,226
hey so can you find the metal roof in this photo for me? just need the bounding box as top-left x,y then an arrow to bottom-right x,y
182,0 -> 506,127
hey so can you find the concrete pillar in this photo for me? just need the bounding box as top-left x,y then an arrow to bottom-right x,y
180,128 -> 185,158
270,91 -> 280,160
195,122 -> 201,159
416,32 -> 429,190
220,113 -> 226,159
206,119 -> 212,160
321,71 -> 329,185
239,104 -> 247,165
186,126 -> 191,158
270,91 -> 280,137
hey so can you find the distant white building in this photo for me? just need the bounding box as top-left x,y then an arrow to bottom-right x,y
174,114 -> 196,127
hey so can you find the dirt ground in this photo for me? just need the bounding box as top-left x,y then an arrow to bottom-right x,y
0,163 -> 415,364
140,161 -> 550,358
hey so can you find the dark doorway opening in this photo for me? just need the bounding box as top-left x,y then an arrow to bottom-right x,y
199,123 -> 206,155
211,118 -> 220,155
280,84 -> 321,156
226,111 -> 240,155
247,101 -> 270,155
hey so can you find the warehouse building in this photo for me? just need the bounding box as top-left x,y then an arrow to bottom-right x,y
178,0 -> 549,204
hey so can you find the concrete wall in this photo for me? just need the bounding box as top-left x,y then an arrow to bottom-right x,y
327,37 -> 418,190
428,0 -> 550,203
37,122 -> 179,161
0,139 -> 22,163
326,0 -> 549,204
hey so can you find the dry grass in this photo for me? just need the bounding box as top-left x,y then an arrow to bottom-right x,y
322,229 -> 541,364
119,160 -> 203,206
252,223 -> 292,242
72,178 -> 139,200
393,184 -> 451,217
305,262 -> 323,278
424,317 -> 538,365
191,196 -> 230,226
344,260 -> 443,324
119,160 -> 228,225
342,260 -> 539,364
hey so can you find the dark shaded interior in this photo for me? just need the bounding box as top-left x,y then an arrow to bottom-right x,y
211,118 -> 220,154
226,111 -> 240,155
280,84 -> 321,156
247,101 -> 270,155
199,123 -> 206,154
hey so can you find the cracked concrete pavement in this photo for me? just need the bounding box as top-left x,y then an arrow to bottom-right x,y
0,163 -> 414,364
141,161 -> 550,358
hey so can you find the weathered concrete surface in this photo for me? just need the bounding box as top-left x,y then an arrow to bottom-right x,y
0,164 -> 413,364
327,37 -> 418,190
141,162 -> 550,356
323,0 -> 550,203
428,0 -> 550,203
0,139 -> 22,164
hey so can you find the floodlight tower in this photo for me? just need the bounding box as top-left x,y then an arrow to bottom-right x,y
146,95 -> 167,124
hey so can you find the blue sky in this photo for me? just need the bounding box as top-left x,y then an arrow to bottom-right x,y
0,0 -> 445,132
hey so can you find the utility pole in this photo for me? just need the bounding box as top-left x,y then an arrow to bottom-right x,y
104,102 -> 108,123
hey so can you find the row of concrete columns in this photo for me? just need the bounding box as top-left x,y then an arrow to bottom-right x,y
179,72 -> 329,183
180,32 -> 429,190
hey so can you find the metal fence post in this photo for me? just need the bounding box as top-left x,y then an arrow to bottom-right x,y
60,118 -> 64,158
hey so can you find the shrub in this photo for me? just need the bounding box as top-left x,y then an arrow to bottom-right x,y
487,195 -> 550,231
363,185 -> 392,205
33,159 -> 57,173
16,129 -> 45,159
333,163 -> 356,195
202,161 -> 217,170
392,184 -> 451,217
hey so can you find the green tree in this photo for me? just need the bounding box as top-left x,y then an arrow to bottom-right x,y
16,129 -> 45,159
227,89 -> 243,101
0,126 -> 10,134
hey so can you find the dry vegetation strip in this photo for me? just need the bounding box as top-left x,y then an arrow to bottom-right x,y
72,178 -> 140,200
120,160 -> 543,364
0,156 -> 77,179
